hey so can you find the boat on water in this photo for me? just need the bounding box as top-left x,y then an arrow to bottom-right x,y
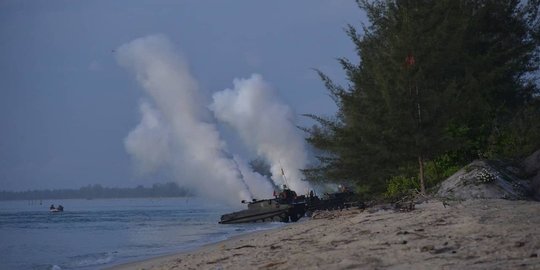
49,204 -> 64,213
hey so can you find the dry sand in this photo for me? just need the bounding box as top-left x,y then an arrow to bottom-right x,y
108,199 -> 540,270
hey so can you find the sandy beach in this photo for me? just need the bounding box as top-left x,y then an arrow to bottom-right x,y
108,199 -> 540,270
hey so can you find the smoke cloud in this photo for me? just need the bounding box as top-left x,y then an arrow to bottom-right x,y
210,74 -> 311,193
124,101 -> 170,173
117,35 -> 274,205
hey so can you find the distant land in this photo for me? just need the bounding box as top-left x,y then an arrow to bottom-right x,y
0,182 -> 192,201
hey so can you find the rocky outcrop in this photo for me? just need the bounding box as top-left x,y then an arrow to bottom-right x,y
436,160 -> 531,200
522,149 -> 540,177
522,149 -> 540,200
531,174 -> 540,201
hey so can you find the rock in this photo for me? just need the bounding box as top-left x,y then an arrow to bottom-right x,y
519,148 -> 540,200
393,201 -> 415,212
420,245 -> 435,252
436,160 -> 531,200
530,172 -> 540,201
522,149 -> 540,177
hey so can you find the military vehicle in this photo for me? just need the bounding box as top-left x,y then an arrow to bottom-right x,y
219,184 -> 308,224
219,187 -> 358,224
218,197 -> 307,224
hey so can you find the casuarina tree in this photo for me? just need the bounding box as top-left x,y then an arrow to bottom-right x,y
304,0 -> 540,196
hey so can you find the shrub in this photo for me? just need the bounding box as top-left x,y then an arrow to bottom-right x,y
385,175 -> 419,199
424,154 -> 461,187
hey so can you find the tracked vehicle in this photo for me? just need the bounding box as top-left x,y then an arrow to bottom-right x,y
219,189 -> 357,224
218,197 -> 306,224
219,185 -> 308,224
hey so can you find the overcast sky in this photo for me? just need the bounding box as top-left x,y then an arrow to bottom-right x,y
0,0 -> 366,191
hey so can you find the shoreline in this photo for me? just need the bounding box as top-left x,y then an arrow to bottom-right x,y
106,223 -> 295,270
108,199 -> 540,269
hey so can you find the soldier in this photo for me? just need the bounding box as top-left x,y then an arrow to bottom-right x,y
279,185 -> 297,203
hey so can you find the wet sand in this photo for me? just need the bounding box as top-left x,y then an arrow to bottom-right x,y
108,199 -> 540,270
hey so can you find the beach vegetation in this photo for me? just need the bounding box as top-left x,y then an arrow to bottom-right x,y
303,0 -> 540,199
384,175 -> 419,199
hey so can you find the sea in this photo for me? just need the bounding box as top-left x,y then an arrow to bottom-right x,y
0,197 -> 284,270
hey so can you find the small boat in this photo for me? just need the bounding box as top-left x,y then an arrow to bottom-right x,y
49,205 -> 64,213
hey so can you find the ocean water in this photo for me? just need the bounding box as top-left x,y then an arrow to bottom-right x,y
0,198 -> 284,270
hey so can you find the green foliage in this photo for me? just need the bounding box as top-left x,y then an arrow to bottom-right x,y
424,153 -> 462,187
303,0 -> 540,198
485,104 -> 540,159
353,183 -> 376,199
383,153 -> 461,197
384,175 -> 419,199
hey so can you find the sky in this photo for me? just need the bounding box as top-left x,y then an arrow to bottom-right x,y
0,0 -> 366,194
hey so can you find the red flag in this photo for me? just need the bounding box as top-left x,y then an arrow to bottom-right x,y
405,52 -> 415,68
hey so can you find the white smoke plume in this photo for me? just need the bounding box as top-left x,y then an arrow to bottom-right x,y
124,101 -> 170,173
117,35 -> 273,205
210,74 -> 312,193
233,155 -> 276,197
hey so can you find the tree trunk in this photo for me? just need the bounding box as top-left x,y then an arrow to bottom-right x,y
415,81 -> 425,195
418,155 -> 425,194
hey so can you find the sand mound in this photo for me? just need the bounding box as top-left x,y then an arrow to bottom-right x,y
522,149 -> 540,200
523,149 -> 540,176
436,160 -> 531,200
